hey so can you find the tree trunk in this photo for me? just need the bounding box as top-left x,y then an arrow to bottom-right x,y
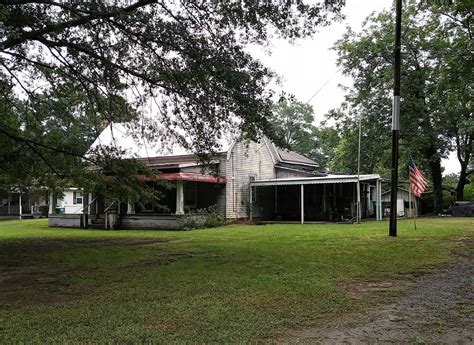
455,165 -> 469,201
429,157 -> 444,214
454,134 -> 472,201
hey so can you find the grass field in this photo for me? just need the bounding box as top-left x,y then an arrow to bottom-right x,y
0,218 -> 472,342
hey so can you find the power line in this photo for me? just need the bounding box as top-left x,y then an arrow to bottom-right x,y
306,67 -> 342,103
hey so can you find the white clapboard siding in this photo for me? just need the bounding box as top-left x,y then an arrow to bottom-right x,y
225,141 -> 276,219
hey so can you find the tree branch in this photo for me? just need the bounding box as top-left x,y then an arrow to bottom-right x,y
2,0 -> 156,50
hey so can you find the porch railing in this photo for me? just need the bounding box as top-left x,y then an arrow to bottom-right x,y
104,200 -> 118,230
73,196 -> 98,215
73,196 -> 98,229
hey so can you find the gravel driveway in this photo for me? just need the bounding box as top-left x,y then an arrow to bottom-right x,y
287,243 -> 473,344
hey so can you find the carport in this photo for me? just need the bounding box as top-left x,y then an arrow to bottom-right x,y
249,174 -> 383,223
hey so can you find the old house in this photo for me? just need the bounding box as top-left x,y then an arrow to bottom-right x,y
49,123 -> 383,229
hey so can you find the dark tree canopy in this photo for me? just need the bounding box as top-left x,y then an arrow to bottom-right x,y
0,0 -> 342,191
331,0 -> 473,211
0,0 -> 343,190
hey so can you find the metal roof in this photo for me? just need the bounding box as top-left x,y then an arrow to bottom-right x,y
250,174 -> 381,187
263,138 -> 318,168
276,148 -> 318,166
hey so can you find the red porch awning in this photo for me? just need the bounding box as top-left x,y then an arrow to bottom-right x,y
136,172 -> 226,184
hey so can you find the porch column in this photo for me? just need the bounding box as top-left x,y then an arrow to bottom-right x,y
49,193 -> 53,214
127,199 -> 135,214
375,179 -> 382,221
81,192 -> 89,229
375,181 -> 379,221
49,192 -> 58,215
300,184 -> 304,224
356,180 -> 361,223
175,181 -> 184,215
249,184 -> 253,221
380,180 -> 383,220
88,193 -> 93,214
89,193 -> 97,215
19,192 -> 22,220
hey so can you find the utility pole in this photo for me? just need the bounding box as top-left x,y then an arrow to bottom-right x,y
390,0 -> 402,237
357,113 -> 362,223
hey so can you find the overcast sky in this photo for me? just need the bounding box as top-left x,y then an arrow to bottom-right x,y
250,0 -> 460,175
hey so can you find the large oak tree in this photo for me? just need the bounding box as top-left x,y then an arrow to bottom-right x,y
0,0 -> 343,190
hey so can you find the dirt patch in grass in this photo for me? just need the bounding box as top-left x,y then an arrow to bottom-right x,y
286,241 -> 474,344
0,237 -> 224,309
0,238 -> 164,265
345,280 -> 414,299
344,270 -> 434,299
134,251 -> 221,268
0,238 -> 168,308
0,268 -> 82,308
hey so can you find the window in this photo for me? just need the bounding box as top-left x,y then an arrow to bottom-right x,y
185,182 -> 197,208
73,191 -> 83,205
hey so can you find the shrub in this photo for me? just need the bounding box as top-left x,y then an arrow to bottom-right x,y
177,205 -> 226,230
177,213 -> 201,230
39,205 -> 49,217
203,205 -> 226,228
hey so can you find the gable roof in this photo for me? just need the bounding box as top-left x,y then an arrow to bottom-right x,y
264,138 -> 319,168
89,123 -> 232,159
276,148 -> 318,166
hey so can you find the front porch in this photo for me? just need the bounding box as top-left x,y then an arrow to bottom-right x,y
48,173 -> 226,229
0,190 -> 47,220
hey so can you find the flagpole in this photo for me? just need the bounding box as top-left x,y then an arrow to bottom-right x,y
409,182 -> 417,230
408,180 -> 412,217
414,196 -> 418,230
389,0 -> 402,237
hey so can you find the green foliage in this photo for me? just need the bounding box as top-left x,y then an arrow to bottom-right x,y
330,1 -> 473,211
0,218 -> 472,342
443,173 -> 474,201
177,205 -> 226,230
0,1 -> 344,189
0,83 -> 99,190
464,184 -> 474,201
176,213 -> 201,230
203,205 -> 227,228
38,205 -> 49,218
269,100 -> 340,170
311,123 -> 341,171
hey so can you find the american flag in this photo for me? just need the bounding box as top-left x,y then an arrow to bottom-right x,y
409,155 -> 428,197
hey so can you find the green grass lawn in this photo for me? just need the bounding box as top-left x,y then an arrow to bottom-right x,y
0,218 -> 472,342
